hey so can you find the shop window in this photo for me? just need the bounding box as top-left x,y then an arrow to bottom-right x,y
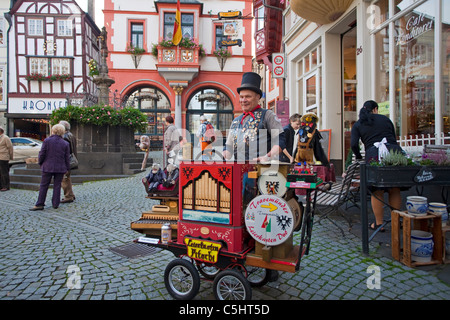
57,19 -> 72,37
130,22 -> 144,49
0,66 -> 4,103
394,2 -> 435,136
443,0 -> 450,134
0,17 -> 4,46
164,12 -> 194,40
28,19 -> 43,36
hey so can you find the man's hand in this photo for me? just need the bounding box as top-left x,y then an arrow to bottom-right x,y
222,150 -> 232,160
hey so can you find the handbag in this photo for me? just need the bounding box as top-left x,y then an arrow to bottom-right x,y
69,153 -> 79,170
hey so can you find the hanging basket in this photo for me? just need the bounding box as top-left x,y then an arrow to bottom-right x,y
216,56 -> 228,71
131,54 -> 143,68
290,0 -> 353,25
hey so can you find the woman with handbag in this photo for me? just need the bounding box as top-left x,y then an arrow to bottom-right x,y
30,124 -> 70,211
59,120 -> 77,203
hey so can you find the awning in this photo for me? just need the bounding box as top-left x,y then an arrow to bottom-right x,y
290,0 -> 353,25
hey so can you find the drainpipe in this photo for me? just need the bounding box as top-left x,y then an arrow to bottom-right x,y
4,11 -> 12,135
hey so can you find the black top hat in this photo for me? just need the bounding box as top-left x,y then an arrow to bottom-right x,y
237,72 -> 262,97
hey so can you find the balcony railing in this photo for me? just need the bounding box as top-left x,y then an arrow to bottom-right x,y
156,45 -> 200,66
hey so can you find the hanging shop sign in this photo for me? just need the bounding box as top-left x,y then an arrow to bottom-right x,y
218,11 -> 242,20
8,98 -> 68,114
219,39 -> 242,47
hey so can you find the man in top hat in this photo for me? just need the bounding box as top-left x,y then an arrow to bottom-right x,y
222,72 -> 285,161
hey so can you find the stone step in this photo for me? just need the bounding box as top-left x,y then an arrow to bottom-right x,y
9,152 -> 151,190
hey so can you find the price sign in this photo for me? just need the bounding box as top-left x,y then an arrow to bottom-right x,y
272,53 -> 286,79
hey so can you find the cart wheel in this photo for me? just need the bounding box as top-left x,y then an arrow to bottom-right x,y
245,267 -> 273,287
196,262 -> 220,280
164,258 -> 200,300
213,269 -> 252,300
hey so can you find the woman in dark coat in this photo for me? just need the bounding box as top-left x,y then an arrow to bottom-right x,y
351,100 -> 403,231
30,124 -> 70,211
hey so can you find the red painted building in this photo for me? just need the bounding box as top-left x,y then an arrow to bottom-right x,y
104,0 -> 255,145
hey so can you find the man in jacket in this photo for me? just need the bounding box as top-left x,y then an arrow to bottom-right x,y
222,72 -> 285,162
0,127 -> 14,191
59,121 -> 77,203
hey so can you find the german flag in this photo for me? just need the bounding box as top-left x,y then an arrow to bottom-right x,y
172,0 -> 182,45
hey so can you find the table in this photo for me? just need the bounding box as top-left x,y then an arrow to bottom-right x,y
359,162 -> 450,254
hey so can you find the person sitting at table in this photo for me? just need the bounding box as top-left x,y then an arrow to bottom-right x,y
351,100 -> 404,232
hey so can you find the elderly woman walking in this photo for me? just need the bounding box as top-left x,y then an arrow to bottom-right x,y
30,124 -> 70,211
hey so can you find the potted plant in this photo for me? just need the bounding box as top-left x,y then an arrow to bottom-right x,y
213,48 -> 231,70
366,149 -> 450,187
88,59 -> 99,77
127,43 -> 145,68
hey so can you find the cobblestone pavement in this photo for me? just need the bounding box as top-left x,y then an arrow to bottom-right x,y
1,170 -> 450,301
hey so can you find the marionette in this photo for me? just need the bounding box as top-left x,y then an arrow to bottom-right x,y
294,113 -> 329,167
138,135 -> 150,171
144,163 -> 166,192
163,163 -> 179,188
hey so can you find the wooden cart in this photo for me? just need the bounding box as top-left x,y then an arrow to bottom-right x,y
132,161 -> 322,300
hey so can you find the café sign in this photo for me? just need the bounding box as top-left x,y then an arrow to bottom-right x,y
219,39 -> 242,47
9,97 -> 68,114
396,13 -> 433,46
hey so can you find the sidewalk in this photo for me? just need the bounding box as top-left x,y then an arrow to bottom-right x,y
0,168 -> 449,300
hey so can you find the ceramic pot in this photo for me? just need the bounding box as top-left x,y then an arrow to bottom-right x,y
411,230 -> 434,262
428,202 -> 448,227
406,196 -> 428,216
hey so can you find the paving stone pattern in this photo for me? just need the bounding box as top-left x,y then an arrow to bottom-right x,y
1,169 -> 450,300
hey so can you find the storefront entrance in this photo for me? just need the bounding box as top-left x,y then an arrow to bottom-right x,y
342,26 -> 357,166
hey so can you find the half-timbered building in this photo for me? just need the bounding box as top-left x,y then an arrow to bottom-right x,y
5,0 -> 100,140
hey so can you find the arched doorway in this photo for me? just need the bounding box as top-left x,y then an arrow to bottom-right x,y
124,86 -> 171,149
186,88 -> 234,146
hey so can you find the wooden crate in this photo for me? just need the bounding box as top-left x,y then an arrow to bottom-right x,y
391,210 -> 443,267
443,226 -> 450,264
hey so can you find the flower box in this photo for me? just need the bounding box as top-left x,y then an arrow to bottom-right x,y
367,165 -> 450,187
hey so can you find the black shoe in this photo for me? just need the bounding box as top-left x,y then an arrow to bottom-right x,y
29,206 -> 44,211
53,206 -> 58,209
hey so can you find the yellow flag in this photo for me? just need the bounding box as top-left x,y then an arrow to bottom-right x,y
172,0 -> 182,45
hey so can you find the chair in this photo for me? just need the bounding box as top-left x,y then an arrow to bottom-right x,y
314,162 -> 360,235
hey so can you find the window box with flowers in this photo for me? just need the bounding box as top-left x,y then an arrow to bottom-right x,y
26,73 -> 72,82
365,149 -> 450,187
151,37 -> 206,63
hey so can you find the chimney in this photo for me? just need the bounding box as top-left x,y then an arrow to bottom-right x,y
87,0 -> 95,22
